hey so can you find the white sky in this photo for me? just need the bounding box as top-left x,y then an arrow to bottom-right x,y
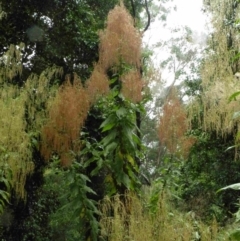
169,0 -> 206,31
143,0 -> 209,85
144,0 -> 208,45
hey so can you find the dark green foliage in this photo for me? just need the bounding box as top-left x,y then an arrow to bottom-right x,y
99,95 -> 143,194
56,159 -> 100,240
0,0 -> 119,81
179,131 -> 240,222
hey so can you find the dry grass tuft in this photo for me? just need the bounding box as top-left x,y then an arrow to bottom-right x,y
99,191 -> 224,241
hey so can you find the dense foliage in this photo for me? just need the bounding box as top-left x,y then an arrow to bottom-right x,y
2,0 -> 240,240
0,1 -> 148,240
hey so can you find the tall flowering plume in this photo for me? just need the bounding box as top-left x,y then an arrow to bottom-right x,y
99,3 -> 141,71
121,69 -> 143,103
158,88 -> 195,157
85,64 -> 110,103
41,75 -> 90,165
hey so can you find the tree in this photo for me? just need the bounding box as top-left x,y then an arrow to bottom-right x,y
0,0 -> 120,81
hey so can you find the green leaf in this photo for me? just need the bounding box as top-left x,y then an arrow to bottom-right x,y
109,76 -> 118,84
125,154 -> 138,171
232,52 -> 240,62
100,115 -> 116,132
104,174 -> 117,196
229,91 -> 240,102
102,121 -> 116,132
79,173 -> 91,182
229,229 -> 240,240
82,185 -> 97,195
122,126 -> 135,149
0,190 -> 10,203
84,157 -> 97,168
122,173 -> 130,189
225,145 -> 237,152
104,142 -> 118,156
90,158 -> 103,176
116,107 -> 127,119
101,130 -> 117,147
1,177 -> 11,190
217,183 -> 240,193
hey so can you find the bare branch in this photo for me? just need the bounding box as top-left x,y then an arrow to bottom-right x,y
130,0 -> 136,19
143,0 -> 151,33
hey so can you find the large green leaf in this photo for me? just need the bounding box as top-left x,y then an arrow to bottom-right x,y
101,129 -> 117,146
217,183 -> 240,193
104,142 -> 118,157
100,115 -> 116,132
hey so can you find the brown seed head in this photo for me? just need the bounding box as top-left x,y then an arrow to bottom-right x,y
121,70 -> 143,103
99,4 -> 141,70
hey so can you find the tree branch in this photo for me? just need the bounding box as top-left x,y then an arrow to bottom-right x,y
130,0 -> 136,19
143,0 -> 151,32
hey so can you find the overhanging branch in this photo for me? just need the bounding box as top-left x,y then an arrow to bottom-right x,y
143,0 -> 151,32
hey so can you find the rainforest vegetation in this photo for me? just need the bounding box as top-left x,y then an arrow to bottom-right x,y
1,0 -> 240,240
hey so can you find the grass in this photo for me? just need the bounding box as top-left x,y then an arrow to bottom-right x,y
99,189 -> 231,241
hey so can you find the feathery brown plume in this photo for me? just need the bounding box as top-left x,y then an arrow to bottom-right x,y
41,75 -> 90,165
121,70 -> 143,103
158,88 -> 195,157
98,3 -> 141,71
85,64 -> 110,103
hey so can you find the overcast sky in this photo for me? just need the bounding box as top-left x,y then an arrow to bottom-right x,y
144,0 -> 208,46
169,0 -> 206,31
143,0 -> 209,85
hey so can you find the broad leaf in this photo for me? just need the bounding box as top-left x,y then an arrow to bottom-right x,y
101,130 -> 117,147
104,142 -> 118,156
217,183 -> 240,193
100,115 -> 116,132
